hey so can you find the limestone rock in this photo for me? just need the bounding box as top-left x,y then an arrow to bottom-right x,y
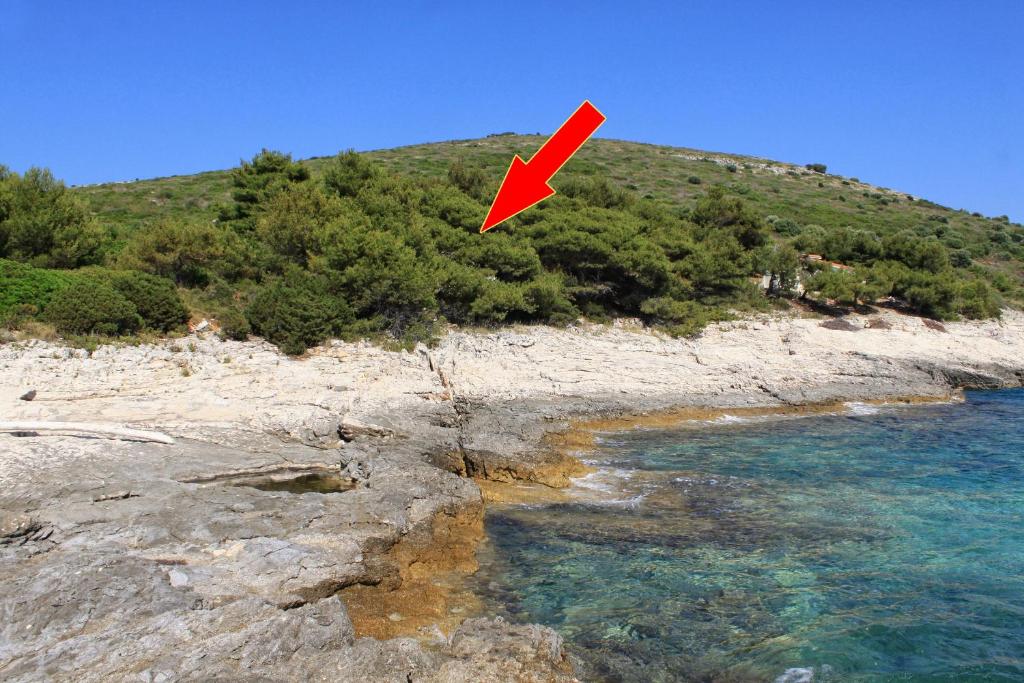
2,309 -> 1024,680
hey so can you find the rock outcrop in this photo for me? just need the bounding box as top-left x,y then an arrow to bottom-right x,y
1,309 -> 1022,680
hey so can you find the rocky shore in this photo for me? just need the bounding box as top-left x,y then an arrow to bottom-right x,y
2,309 -> 1023,681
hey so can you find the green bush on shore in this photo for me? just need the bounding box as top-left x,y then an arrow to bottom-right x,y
246,273 -> 353,355
217,308 -> 251,341
107,270 -> 189,332
43,279 -> 141,336
1,258 -> 188,337
0,258 -> 74,322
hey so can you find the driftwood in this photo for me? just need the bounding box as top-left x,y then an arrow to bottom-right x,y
0,421 -> 175,445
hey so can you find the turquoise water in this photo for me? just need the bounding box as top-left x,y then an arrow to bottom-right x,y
473,390 -> 1024,682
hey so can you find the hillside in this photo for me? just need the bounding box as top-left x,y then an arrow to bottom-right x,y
76,135 -> 1024,280
3,137 -> 1023,354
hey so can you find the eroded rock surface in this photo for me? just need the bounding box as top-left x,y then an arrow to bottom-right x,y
2,309 -> 1023,680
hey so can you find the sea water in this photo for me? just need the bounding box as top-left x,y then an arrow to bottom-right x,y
472,390 -> 1024,682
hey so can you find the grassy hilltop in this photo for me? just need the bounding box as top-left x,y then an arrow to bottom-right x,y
2,136 -> 1023,353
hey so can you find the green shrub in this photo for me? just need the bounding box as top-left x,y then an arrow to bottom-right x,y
420,184 -> 486,232
882,232 -> 949,273
436,262 -> 487,324
221,149 -> 310,229
950,249 -> 973,268
957,280 -> 1001,319
763,244 -> 801,294
316,228 -> 437,334
1,303 -> 39,328
447,159 -> 489,200
558,176 -> 632,209
771,218 -> 802,237
44,280 -> 141,336
117,218 -> 240,286
942,234 -> 965,250
990,230 -> 1010,246
680,233 -> 750,297
108,271 -> 188,332
690,187 -> 768,249
469,279 -> 533,323
805,163 -> 827,173
883,267 -> 959,320
522,272 -> 577,324
218,308 -> 251,341
256,184 -> 345,266
0,258 -> 73,320
457,232 -> 542,281
324,150 -> 381,198
246,275 -> 352,354
639,297 -> 711,337
805,268 -> 862,305
8,146 -> 1015,347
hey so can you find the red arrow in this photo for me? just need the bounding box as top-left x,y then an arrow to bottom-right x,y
480,100 -> 606,232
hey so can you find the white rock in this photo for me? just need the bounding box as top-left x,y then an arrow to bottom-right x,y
167,569 -> 189,588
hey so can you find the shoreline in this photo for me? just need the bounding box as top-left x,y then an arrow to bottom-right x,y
2,309 -> 1023,680
475,392 -> 964,506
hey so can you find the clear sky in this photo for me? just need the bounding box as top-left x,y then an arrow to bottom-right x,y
2,1 -> 1021,221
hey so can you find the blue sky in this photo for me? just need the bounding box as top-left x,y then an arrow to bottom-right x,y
2,1 -> 1021,221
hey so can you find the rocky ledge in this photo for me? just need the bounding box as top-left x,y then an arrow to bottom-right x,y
1,309 -> 1023,681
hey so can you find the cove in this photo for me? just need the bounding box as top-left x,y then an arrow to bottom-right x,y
472,390 -> 1024,682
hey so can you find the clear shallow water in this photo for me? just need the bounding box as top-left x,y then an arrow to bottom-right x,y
472,391 -> 1024,682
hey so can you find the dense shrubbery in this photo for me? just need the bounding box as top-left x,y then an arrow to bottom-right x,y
246,272 -> 352,355
44,280 -> 141,336
116,218 -> 245,286
0,259 -> 74,322
1,259 -> 187,336
789,219 -> 1001,318
217,309 -> 251,341
145,150 -> 783,352
0,147 -> 1012,353
106,270 -> 189,332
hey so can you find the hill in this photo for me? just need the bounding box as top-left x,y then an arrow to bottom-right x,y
2,137 -> 1023,353
76,135 -> 1024,274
